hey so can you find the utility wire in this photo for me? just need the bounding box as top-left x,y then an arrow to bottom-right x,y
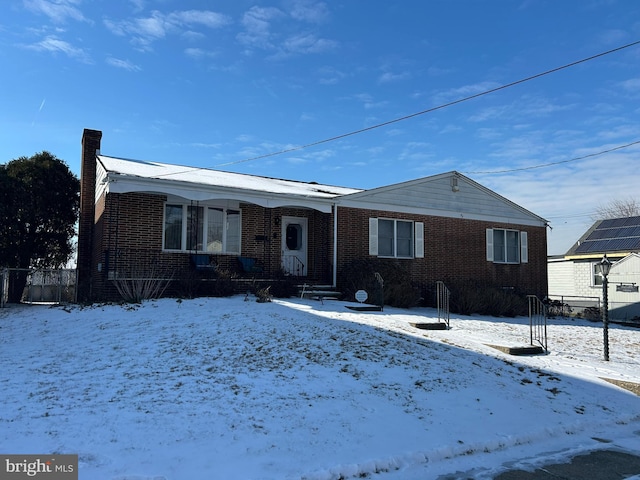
215,39 -> 640,167
464,139 -> 640,175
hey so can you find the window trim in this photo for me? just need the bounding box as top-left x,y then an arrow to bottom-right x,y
486,228 -> 528,264
163,203 -> 242,254
592,262 -> 605,287
369,217 -> 424,259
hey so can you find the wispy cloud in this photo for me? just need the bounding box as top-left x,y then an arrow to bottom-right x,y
378,71 -> 411,84
25,35 -> 91,62
24,0 -> 88,23
104,9 -> 231,51
432,81 -> 501,105
237,6 -> 285,51
106,57 -> 141,71
287,0 -> 330,23
317,65 -> 349,85
280,32 -> 336,55
467,94 -> 573,122
189,142 -> 222,149
597,28 -> 628,46
427,66 -> 454,76
129,0 -> 144,13
351,93 -> 388,110
618,77 -> 640,95
184,47 -> 218,59
237,4 -> 337,59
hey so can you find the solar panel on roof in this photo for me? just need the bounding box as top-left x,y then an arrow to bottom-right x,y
599,218 -> 621,228
575,240 -> 607,253
586,227 -> 634,240
604,217 -> 640,228
586,229 -> 611,240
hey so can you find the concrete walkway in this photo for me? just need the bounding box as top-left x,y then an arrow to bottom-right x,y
494,449 -> 640,479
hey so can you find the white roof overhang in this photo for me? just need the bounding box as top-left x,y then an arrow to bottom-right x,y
103,173 -> 337,213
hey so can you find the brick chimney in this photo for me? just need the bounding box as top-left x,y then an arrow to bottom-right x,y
77,129 -> 102,302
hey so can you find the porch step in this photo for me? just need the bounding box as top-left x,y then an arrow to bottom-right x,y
409,321 -> 447,330
298,284 -> 341,300
486,344 -> 546,356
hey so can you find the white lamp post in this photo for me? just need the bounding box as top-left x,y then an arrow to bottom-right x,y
599,254 -> 612,361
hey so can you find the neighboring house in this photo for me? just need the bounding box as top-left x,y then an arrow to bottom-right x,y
548,216 -> 640,321
77,129 -> 549,302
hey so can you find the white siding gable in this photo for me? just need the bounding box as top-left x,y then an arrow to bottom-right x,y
340,172 -> 546,227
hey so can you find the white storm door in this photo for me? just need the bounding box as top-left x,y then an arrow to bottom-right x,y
281,216 -> 308,276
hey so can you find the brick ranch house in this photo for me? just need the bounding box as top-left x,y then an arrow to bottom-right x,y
77,129 -> 548,302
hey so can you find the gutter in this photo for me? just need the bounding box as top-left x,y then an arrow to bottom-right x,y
564,253 -> 630,261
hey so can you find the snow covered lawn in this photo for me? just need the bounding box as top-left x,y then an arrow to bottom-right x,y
1,296 -> 639,479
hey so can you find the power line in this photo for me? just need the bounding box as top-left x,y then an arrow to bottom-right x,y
464,139 -> 640,175
215,39 -> 640,167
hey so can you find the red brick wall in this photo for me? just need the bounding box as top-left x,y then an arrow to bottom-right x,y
240,204 -> 333,281
86,187 -> 546,300
90,196 -> 334,299
77,129 -> 102,301
336,206 -> 547,297
87,192 -> 185,299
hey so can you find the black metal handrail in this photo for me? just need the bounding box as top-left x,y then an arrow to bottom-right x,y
282,255 -> 305,277
528,295 -> 548,352
436,281 -> 451,328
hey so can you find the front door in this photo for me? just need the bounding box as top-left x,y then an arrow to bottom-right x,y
281,216 -> 308,276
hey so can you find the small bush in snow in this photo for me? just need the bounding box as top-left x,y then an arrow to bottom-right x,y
450,281 -> 527,317
338,258 -> 421,308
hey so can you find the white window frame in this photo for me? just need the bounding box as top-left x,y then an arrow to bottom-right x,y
163,203 -> 242,254
369,218 -> 424,259
592,262 -> 605,286
486,228 -> 528,264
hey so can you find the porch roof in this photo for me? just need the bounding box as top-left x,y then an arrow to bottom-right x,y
97,155 -> 362,212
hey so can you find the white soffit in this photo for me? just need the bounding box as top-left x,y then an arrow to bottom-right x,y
98,155 -> 362,213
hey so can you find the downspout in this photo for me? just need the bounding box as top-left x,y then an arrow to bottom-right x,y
332,203 -> 338,288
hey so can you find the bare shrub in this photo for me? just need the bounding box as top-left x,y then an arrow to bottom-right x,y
211,269 -> 236,297
112,264 -> 172,303
546,300 -> 572,318
256,285 -> 272,303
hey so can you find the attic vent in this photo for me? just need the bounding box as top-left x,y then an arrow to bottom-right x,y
451,176 -> 459,192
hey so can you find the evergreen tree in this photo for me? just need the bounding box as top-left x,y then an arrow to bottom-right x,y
0,152 -> 79,302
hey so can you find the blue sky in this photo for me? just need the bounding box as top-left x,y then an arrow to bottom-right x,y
1,0 -> 639,255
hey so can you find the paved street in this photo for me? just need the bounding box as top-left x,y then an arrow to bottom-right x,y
494,449 -> 640,480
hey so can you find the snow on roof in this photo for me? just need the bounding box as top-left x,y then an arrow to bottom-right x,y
98,155 -> 363,199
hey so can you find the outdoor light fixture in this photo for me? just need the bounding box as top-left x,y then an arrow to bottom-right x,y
599,254 -> 612,361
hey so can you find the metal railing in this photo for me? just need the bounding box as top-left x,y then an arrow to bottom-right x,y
0,269 -> 7,308
436,281 -> 450,328
282,255 -> 306,277
546,294 -> 601,320
528,295 -> 548,352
